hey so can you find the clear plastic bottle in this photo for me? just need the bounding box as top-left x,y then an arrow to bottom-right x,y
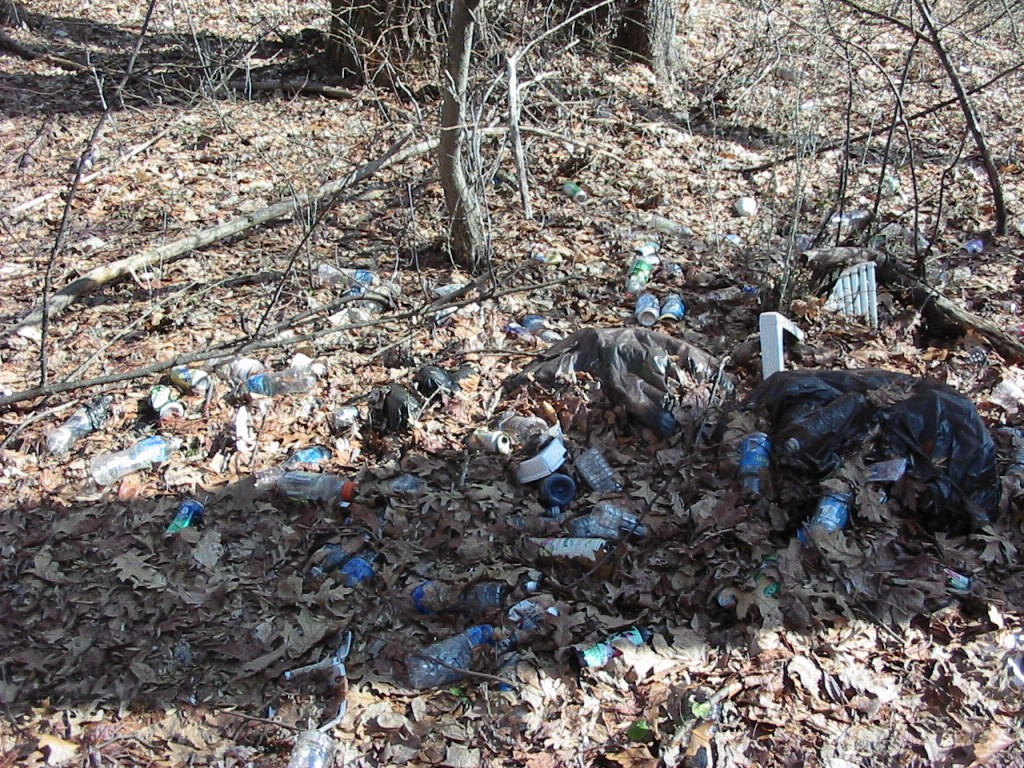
246,366 -> 318,396
737,432 -> 771,501
317,263 -> 377,291
337,553 -> 376,586
275,471 -> 357,505
497,414 -> 553,444
382,473 -> 426,497
310,544 -> 352,580
218,357 -> 265,385
287,729 -> 335,768
458,581 -> 509,615
406,625 -> 495,689
568,501 -> 646,540
46,396 -> 113,456
90,435 -> 181,485
408,580 -> 455,615
625,253 -> 660,297
574,447 -> 623,492
706,285 -> 758,302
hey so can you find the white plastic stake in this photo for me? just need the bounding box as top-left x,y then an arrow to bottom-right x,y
760,312 -> 805,379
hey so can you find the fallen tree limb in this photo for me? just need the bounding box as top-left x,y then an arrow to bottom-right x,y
806,246 -> 1024,362
7,130 -> 437,334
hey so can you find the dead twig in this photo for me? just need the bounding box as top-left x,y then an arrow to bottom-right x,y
6,131 -> 436,335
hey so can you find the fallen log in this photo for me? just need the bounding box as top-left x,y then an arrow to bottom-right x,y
8,131 -> 437,334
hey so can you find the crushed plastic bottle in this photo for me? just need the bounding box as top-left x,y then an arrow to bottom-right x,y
574,447 -> 623,492
166,499 -> 205,534
317,263 -> 381,294
329,406 -> 361,433
706,285 -> 758,302
497,414 -> 554,444
90,435 -> 181,486
284,446 -> 332,467
45,394 -> 113,456
337,553 -> 376,586
567,501 -> 646,540
737,432 -> 771,501
458,581 -> 510,616
961,238 -> 984,256
406,625 -> 495,689
642,213 -> 694,238
218,357 -> 265,385
275,471 -> 357,505
246,366 -> 318,397
381,473 -> 426,497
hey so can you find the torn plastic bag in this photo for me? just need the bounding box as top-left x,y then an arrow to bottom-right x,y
504,327 -> 729,437
744,369 -> 999,529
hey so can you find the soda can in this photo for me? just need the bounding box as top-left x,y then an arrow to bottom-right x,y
169,366 -> 211,394
659,293 -> 685,321
530,537 -> 608,563
634,293 -> 659,327
468,429 -> 513,455
561,182 -> 587,202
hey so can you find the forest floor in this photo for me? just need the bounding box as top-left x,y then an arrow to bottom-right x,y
1,0 -> 1024,766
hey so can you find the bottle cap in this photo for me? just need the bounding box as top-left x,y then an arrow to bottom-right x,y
540,473 -> 577,506
339,481 -> 358,502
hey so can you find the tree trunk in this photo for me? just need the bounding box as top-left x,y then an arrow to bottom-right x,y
440,0 -> 488,272
614,0 -> 677,82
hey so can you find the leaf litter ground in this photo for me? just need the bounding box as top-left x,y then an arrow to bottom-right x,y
1,1 -> 1024,766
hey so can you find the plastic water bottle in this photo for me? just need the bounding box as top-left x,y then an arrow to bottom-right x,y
406,625 -> 495,689
246,366 -> 318,396
46,395 -> 113,456
574,447 -> 623,492
275,471 -> 357,504
737,432 -> 771,501
567,501 -> 647,540
458,581 -> 509,615
337,553 -> 376,586
287,729 -> 335,768
706,285 -> 758,302
798,492 -> 851,542
90,435 -> 181,485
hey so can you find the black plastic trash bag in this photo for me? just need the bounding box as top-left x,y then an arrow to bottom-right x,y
504,327 -> 728,437
743,369 -> 999,530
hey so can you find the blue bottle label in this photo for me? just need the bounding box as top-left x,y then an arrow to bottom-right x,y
464,624 -> 495,647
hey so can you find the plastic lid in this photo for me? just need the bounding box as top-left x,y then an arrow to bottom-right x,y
516,438 -> 567,483
339,481 -> 358,502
